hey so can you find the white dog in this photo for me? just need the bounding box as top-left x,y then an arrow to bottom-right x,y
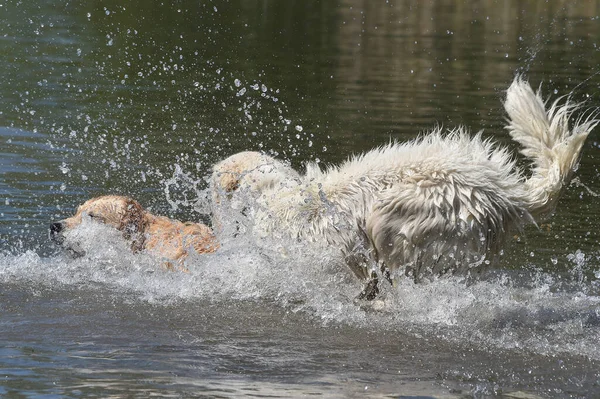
211,77 -> 598,299
210,151 -> 301,235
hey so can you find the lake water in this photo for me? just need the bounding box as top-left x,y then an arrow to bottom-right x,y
2,0 -> 600,397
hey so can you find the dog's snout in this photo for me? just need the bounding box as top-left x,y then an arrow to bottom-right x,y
50,222 -> 66,245
50,222 -> 64,235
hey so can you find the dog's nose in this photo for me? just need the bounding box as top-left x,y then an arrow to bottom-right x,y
50,222 -> 65,244
50,222 -> 63,235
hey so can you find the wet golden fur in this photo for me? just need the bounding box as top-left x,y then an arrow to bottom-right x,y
51,195 -> 219,269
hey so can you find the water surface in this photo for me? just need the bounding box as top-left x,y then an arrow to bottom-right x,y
2,1 -> 600,397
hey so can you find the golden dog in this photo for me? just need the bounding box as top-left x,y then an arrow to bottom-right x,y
50,195 -> 218,270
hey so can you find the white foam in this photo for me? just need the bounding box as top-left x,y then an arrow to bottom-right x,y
3,188 -> 600,362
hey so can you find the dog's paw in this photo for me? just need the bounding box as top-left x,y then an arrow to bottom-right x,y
354,273 -> 379,301
353,297 -> 386,312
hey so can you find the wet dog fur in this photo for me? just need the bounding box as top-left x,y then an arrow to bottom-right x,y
210,77 -> 599,299
50,195 -> 219,270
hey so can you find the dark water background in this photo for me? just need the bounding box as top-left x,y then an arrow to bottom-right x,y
2,1 -> 600,397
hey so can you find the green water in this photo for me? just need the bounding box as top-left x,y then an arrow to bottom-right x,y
3,0 -> 600,265
2,1 -> 600,397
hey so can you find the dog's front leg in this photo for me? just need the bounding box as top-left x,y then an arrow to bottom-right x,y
355,271 -> 380,301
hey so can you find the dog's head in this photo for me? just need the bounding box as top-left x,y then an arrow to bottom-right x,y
210,151 -> 300,233
50,195 -> 148,257
211,151 -> 299,200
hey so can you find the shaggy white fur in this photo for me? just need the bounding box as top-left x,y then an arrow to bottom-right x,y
211,77 -> 598,289
210,151 -> 300,233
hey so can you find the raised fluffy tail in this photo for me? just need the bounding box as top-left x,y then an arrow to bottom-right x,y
504,76 -> 599,218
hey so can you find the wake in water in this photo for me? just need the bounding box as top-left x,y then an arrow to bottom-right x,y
1,74 -> 599,378
4,75 -> 595,365
2,199 -> 599,363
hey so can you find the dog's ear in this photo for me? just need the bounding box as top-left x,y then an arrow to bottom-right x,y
118,198 -> 148,252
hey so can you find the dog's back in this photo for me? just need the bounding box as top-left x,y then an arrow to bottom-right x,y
362,131 -> 530,279
145,215 -> 218,261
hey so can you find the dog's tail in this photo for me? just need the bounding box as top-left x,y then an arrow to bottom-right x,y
504,76 -> 599,218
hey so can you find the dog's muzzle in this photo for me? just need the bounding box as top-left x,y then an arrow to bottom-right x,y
49,221 -> 86,258
49,222 -> 65,244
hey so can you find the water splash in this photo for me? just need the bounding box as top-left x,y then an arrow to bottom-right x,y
2,208 -> 600,363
